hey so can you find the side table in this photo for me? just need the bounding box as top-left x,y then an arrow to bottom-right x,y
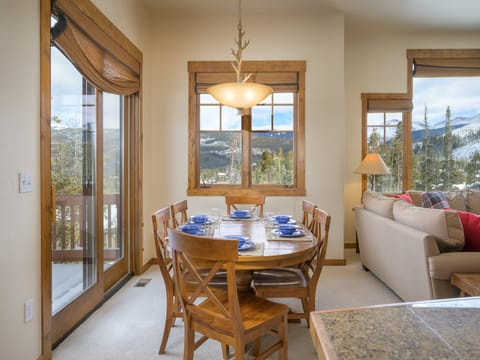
450,272 -> 480,297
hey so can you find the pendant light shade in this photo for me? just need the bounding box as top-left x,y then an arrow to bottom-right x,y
207,0 -> 272,109
207,82 -> 272,109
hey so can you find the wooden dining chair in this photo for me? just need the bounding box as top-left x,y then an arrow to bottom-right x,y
152,207 -> 182,354
167,227 -> 289,360
170,199 -> 188,228
301,200 -> 317,231
225,194 -> 265,218
252,207 -> 331,327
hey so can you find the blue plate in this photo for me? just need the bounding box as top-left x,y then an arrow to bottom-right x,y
224,235 -> 250,242
178,225 -> 207,236
230,213 -> 252,219
238,241 -> 256,251
271,229 -> 305,238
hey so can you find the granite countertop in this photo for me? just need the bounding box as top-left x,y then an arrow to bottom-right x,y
310,297 -> 480,360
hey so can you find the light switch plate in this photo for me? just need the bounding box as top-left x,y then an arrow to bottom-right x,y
19,172 -> 33,193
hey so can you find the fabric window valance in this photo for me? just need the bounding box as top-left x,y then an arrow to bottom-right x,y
52,0 -> 141,95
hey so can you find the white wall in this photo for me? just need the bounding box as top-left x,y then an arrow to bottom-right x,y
0,1 -> 149,358
344,24 -> 480,244
0,1 -> 41,358
143,8 -> 346,263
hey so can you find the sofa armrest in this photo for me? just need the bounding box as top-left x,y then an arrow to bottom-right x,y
428,252 -> 480,280
355,206 -> 441,301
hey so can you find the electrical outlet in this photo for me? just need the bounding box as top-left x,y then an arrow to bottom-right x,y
19,172 -> 33,193
24,298 -> 34,323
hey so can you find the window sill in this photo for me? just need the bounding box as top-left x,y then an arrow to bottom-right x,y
187,185 -> 306,197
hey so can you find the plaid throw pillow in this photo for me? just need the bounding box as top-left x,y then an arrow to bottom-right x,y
421,191 -> 449,209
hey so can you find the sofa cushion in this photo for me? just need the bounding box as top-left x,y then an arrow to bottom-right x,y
407,190 -> 423,207
421,191 -> 449,209
393,200 -> 464,252
454,210 -> 480,251
363,191 -> 397,219
465,190 -> 480,214
443,191 -> 467,211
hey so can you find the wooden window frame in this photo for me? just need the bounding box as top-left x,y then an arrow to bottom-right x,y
360,93 -> 412,194
360,49 -> 480,195
187,60 -> 306,196
40,0 -> 143,356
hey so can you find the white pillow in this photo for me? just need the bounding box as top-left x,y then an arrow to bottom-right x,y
393,200 -> 464,252
362,191 -> 397,220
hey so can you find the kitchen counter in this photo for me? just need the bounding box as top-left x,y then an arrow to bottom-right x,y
310,297 -> 480,359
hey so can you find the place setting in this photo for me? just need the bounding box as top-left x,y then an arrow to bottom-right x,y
177,213 -> 219,236
222,208 -> 259,222
265,214 -> 313,242
222,235 -> 264,256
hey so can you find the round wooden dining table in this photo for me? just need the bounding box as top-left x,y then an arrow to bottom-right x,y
214,217 -> 318,271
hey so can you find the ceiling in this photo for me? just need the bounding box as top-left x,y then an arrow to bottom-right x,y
142,0 -> 480,31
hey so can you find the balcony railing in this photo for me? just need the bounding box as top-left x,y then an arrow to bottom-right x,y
52,194 -> 122,262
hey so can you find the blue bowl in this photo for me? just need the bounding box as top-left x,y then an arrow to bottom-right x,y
233,210 -> 249,217
180,224 -> 202,234
191,215 -> 209,224
278,224 -> 297,235
275,215 -> 291,224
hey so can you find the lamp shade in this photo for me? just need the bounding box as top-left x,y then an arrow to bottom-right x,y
354,153 -> 390,175
207,82 -> 273,109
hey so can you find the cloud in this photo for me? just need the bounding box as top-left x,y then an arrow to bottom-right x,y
413,77 -> 480,126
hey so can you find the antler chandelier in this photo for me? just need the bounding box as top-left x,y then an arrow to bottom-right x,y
207,0 -> 273,110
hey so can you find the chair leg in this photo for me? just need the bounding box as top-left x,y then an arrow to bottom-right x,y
184,322 -> 195,360
279,314 -> 288,360
234,338 -> 245,360
253,337 -> 261,357
301,297 -> 309,327
221,344 -> 229,360
158,289 -> 178,354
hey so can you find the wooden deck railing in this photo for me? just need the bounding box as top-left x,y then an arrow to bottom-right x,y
52,194 -> 122,262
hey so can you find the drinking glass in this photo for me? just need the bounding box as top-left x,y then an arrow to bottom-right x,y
264,212 -> 274,229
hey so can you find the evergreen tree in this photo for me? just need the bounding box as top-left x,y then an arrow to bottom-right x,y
417,105 -> 435,190
466,151 -> 480,186
439,106 -> 463,189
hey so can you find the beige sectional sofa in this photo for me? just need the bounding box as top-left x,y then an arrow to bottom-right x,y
354,191 -> 480,301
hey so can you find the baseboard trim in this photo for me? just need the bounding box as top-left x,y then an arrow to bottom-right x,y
325,258 -> 346,266
142,258 -> 157,273
344,243 -> 356,249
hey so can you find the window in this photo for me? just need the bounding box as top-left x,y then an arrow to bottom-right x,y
361,49 -> 480,194
408,49 -> 480,191
188,61 -> 306,196
360,94 -> 412,193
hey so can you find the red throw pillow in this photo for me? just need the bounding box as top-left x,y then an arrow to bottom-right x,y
454,210 -> 480,251
395,192 -> 413,204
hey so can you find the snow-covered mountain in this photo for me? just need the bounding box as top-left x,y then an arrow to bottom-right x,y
410,113 -> 480,160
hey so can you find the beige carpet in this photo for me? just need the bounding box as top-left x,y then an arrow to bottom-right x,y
53,249 -> 401,359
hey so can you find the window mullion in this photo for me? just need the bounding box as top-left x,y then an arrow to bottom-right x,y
242,113 -> 251,188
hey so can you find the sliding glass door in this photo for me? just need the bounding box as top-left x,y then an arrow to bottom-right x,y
50,46 -> 128,341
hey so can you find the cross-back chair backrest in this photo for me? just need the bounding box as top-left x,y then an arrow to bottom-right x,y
301,200 -> 317,231
167,228 -> 242,333
304,207 -> 331,284
152,207 -> 173,288
225,194 -> 265,217
170,199 -> 188,228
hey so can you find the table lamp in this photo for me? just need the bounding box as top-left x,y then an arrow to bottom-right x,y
354,153 -> 390,191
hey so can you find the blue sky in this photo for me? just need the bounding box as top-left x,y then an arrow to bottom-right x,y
51,47 -> 121,130
412,77 -> 480,126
